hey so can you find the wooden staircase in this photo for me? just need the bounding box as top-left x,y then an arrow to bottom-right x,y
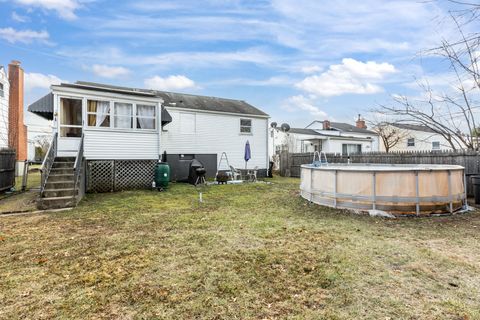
38,133 -> 85,210
38,157 -> 77,210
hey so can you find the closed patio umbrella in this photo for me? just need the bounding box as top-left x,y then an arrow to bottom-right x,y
244,140 -> 251,169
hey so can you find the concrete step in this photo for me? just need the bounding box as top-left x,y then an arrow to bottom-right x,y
52,162 -> 75,169
43,188 -> 76,198
50,168 -> 74,175
48,174 -> 74,182
56,157 -> 76,162
37,196 -> 76,210
45,181 -> 75,189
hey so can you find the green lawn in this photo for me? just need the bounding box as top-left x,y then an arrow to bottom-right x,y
0,177 -> 479,319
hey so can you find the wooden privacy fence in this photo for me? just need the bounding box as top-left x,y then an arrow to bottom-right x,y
0,149 -> 16,192
279,150 -> 480,196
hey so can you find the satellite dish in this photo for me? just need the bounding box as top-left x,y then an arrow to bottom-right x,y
281,123 -> 290,132
270,122 -> 277,128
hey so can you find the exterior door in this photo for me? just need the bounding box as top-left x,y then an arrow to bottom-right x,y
58,97 -> 83,156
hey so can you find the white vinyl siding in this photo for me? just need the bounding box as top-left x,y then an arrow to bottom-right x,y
0,68 -> 8,149
179,112 -> 196,134
162,110 -> 268,169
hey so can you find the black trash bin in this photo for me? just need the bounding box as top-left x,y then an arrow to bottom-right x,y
472,175 -> 480,204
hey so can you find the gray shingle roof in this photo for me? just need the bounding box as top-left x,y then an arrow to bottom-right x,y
391,123 -> 438,133
330,122 -> 376,134
71,81 -> 268,117
288,128 -> 324,135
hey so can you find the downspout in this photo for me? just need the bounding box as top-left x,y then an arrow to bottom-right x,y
158,99 -> 163,161
266,118 -> 269,169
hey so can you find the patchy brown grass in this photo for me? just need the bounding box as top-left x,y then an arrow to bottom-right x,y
0,177 -> 479,319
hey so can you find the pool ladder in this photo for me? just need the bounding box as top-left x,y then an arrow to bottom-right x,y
312,151 -> 328,167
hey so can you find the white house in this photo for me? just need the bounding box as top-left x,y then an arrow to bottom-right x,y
378,123 -> 456,152
271,117 -> 379,155
0,66 -> 9,149
28,81 -> 269,193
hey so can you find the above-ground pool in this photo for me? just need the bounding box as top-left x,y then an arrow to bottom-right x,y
300,163 -> 467,216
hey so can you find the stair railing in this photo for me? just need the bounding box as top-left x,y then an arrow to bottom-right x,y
73,134 -> 85,204
40,132 -> 57,196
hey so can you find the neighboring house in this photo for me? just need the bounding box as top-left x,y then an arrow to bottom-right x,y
28,81 -> 269,192
0,66 -> 9,149
378,123 -> 456,152
272,116 -> 379,155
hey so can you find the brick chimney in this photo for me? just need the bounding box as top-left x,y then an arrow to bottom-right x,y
356,114 -> 367,129
8,60 -> 27,170
323,120 -> 331,130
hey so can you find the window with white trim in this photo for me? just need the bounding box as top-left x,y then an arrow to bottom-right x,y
87,100 -> 110,127
114,102 -> 133,129
407,138 -> 415,147
136,104 -> 156,130
0,83 -> 4,97
240,119 -> 252,134
432,141 -> 440,150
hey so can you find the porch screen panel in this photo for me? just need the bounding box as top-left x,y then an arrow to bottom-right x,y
114,102 -> 133,129
137,104 -> 156,129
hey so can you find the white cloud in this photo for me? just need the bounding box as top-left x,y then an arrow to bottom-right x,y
11,12 -> 29,23
282,95 -> 327,117
14,0 -> 80,20
25,72 -> 63,91
300,65 -> 321,74
296,58 -> 396,97
144,75 -> 196,91
0,27 -> 49,44
91,64 -> 130,79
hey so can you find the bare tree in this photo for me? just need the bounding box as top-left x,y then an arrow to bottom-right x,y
374,4 -> 480,150
371,121 -> 409,152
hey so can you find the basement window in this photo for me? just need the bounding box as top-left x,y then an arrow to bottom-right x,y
240,119 -> 252,134
407,138 -> 415,147
432,141 -> 440,150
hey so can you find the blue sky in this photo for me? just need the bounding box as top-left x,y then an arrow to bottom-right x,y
0,0 -> 469,128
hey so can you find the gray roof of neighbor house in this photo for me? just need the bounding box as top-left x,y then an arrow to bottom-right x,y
288,128 -> 324,136
29,81 -> 269,120
391,123 -> 438,133
306,120 -> 377,134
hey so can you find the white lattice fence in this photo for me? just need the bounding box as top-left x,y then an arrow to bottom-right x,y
115,160 -> 156,190
87,161 -> 114,192
87,160 -> 157,192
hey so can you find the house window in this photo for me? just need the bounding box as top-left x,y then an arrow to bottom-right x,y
407,138 -> 415,147
240,119 -> 252,134
432,141 -> 440,150
87,100 -> 110,127
180,112 -> 195,134
114,102 -> 133,129
136,104 -> 156,130
342,144 -> 362,155
0,83 -> 3,97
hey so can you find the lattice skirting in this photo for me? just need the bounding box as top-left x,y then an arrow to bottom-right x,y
87,160 -> 157,193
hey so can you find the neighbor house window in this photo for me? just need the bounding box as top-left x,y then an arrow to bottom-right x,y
240,119 -> 252,134
136,104 -> 156,130
407,138 -> 415,147
0,83 -> 3,97
114,102 -> 133,129
87,100 -> 110,128
342,144 -> 362,155
432,141 -> 440,150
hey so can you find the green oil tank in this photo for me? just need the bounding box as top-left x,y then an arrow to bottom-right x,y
154,162 -> 170,190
